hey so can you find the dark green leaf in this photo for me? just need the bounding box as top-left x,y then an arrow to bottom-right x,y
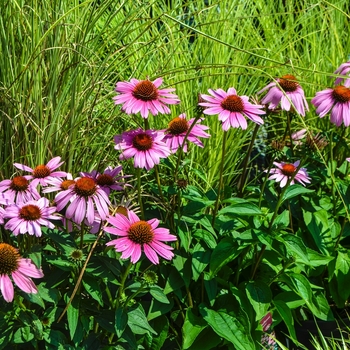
82,275 -> 103,306
282,185 -> 314,202
115,308 -> 128,338
182,309 -> 207,349
210,237 -> 242,276
66,295 -> 79,340
199,305 -> 255,350
273,300 -> 297,342
145,316 -> 169,350
128,305 -> 157,335
192,243 -> 211,282
150,286 -> 170,304
245,281 -> 271,321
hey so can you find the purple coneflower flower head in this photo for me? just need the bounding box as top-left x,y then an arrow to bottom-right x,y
162,113 -> 210,153
199,87 -> 265,131
54,177 -> 110,225
258,75 -> 309,116
4,197 -> 59,237
113,77 -> 180,119
311,85 -> 350,127
0,176 -> 40,204
0,243 -> 44,302
268,160 -> 311,187
334,61 -> 350,87
13,156 -> 67,187
104,210 -> 177,264
80,166 -> 129,196
42,173 -> 75,194
114,129 -> 171,171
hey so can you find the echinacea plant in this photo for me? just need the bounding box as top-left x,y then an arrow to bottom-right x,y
2,66 -> 350,350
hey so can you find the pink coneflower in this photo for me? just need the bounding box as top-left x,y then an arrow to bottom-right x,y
334,61 -> 350,86
311,85 -> 350,127
54,177 -> 110,225
113,77 -> 180,119
0,176 -> 40,204
14,156 -> 67,187
104,210 -> 177,264
80,166 -> 129,196
199,87 -> 265,131
258,75 -> 309,116
162,113 -> 210,153
268,160 -> 311,187
0,243 -> 43,302
42,173 -> 75,194
4,198 -> 59,237
114,129 -> 171,170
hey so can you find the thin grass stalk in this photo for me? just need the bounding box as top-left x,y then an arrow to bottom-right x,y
211,130 -> 227,226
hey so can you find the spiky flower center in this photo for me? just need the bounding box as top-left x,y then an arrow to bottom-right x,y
127,221 -> 154,244
74,178 -> 96,197
20,204 -> 41,221
10,176 -> 29,192
61,180 -> 75,190
167,117 -> 189,135
96,174 -> 114,186
132,133 -> 153,151
281,163 -> 296,176
221,95 -> 244,112
332,86 -> 350,103
132,80 -> 158,101
116,206 -> 128,217
70,249 -> 84,261
0,243 -> 20,275
33,165 -> 51,178
279,75 -> 298,92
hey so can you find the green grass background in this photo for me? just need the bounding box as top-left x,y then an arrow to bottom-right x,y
1,0 -> 349,188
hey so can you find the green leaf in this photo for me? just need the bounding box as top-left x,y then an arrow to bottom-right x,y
149,286 -> 170,304
282,185 -> 314,202
245,280 -> 272,321
334,250 -> 350,301
128,305 -> 157,335
192,243 -> 211,282
147,298 -> 174,321
274,291 -> 305,309
219,198 -> 262,216
304,248 -> 334,267
146,316 -> 169,350
164,268 -> 185,295
115,308 -> 128,338
182,309 -> 207,349
276,234 -> 310,265
209,237 -> 243,276
82,275 -> 103,306
302,209 -> 332,255
199,305 -> 256,350
66,295 -> 79,340
13,326 -> 34,343
204,272 -> 217,306
273,300 -> 297,342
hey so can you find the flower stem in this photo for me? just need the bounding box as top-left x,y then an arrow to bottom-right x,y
117,261 -> 133,308
136,168 -> 144,220
212,131 -> 227,226
174,116 -> 201,181
237,124 -> 260,196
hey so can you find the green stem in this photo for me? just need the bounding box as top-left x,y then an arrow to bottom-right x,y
174,116 -> 201,181
154,165 -> 165,203
136,168 -> 144,220
212,131 -> 227,226
258,152 -> 276,206
80,221 -> 85,250
238,123 -> 260,196
117,262 -> 133,307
